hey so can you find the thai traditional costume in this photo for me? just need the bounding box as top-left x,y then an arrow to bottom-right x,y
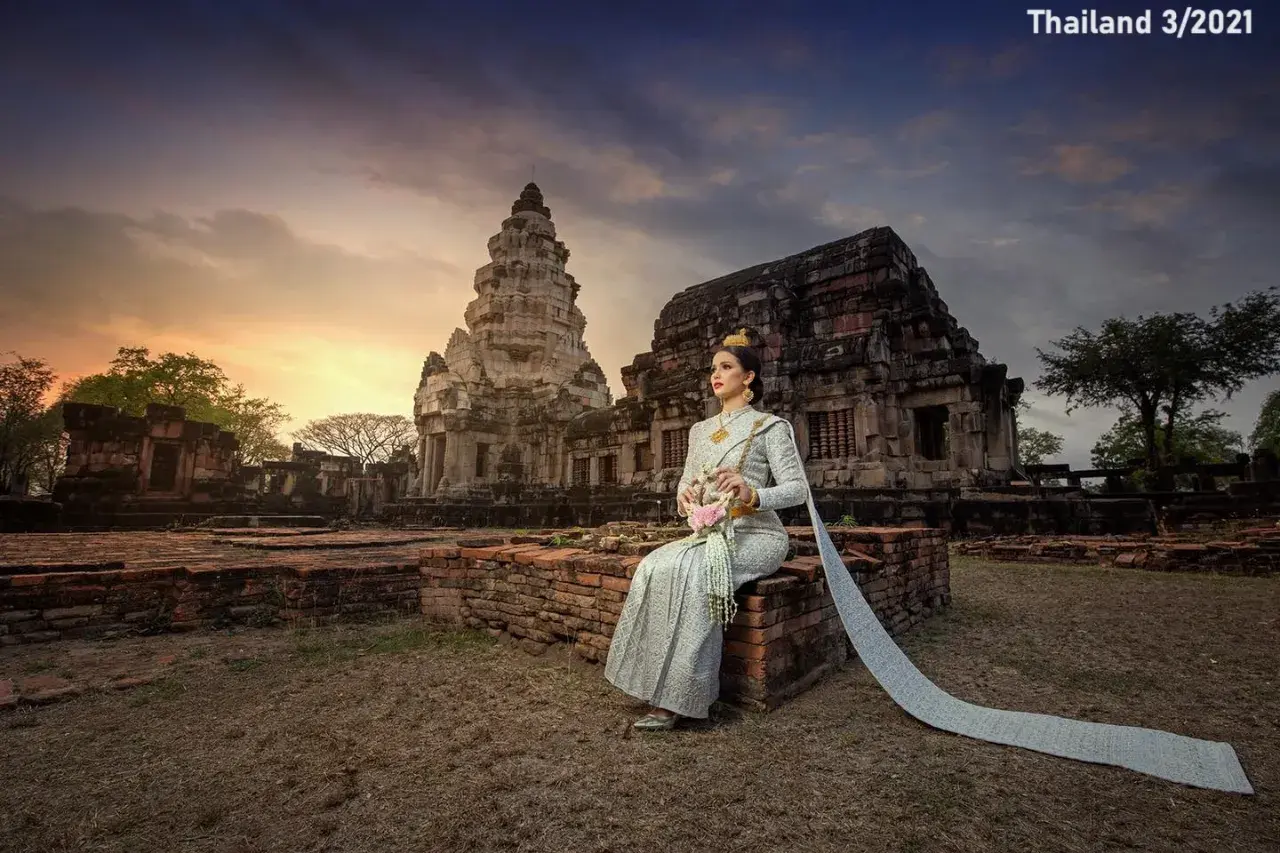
603,388 -> 1254,795
604,403 -> 803,719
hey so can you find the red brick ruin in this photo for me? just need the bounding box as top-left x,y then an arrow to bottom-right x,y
0,525 -> 947,711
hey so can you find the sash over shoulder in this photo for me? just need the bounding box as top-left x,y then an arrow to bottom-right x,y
707,411 -> 786,470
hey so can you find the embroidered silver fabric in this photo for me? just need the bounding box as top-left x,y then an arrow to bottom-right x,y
604,407 -> 797,718
604,408 -> 1254,794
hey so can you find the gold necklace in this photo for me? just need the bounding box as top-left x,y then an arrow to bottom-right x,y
710,405 -> 749,444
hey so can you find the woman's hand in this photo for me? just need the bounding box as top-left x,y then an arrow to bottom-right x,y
678,486 -> 697,513
712,467 -> 752,504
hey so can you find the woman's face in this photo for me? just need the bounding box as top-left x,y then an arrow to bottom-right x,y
710,350 -> 753,402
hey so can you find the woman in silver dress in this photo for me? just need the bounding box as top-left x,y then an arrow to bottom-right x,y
600,335 -> 1254,795
603,330 -> 808,730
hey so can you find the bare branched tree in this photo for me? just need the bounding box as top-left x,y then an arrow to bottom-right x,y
293,413 -> 415,464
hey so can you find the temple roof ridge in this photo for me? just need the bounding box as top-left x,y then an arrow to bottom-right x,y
670,226 -> 911,300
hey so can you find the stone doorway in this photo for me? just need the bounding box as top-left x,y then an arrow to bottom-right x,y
428,435 -> 446,493
148,442 -> 181,492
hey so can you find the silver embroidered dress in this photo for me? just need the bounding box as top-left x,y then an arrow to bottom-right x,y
601,410 -> 1254,795
604,405 -> 807,718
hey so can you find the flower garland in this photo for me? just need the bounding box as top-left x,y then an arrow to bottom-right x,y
681,417 -> 766,626
685,465 -> 740,624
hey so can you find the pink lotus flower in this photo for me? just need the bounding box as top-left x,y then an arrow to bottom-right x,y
689,502 -> 727,533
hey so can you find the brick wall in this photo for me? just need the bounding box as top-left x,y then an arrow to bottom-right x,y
955,529 -> 1279,576
0,562 -> 422,644
0,527 -> 952,713
794,526 -> 953,634
420,527 -> 949,710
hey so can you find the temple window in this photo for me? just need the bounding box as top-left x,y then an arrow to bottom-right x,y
914,406 -> 949,460
599,454 -> 617,484
634,443 -> 653,472
806,409 -> 855,459
662,428 -> 688,470
475,443 -> 489,479
572,456 -> 590,485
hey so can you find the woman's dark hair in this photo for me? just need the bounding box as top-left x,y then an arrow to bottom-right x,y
716,345 -> 764,403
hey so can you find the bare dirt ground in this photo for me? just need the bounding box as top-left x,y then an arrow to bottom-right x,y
1,555 -> 1276,853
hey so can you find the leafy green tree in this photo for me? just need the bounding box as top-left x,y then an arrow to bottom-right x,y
1091,408 -> 1243,468
62,347 -> 228,421
25,407 -> 69,495
1250,389 -> 1280,454
1017,427 -> 1065,466
1036,289 -> 1280,469
0,354 -> 63,495
217,384 -> 291,465
61,346 -> 290,465
1014,396 -> 1066,465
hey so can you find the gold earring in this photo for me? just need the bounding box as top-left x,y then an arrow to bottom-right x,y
743,388 -> 754,403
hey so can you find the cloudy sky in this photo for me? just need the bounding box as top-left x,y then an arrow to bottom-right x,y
2,0 -> 1277,467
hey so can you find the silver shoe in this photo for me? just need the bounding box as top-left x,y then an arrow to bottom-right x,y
633,712 -> 679,731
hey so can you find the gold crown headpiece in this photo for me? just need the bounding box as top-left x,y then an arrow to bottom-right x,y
722,328 -> 751,347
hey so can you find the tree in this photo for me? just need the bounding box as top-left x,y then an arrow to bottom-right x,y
215,385 -> 291,465
1091,408 -> 1243,468
25,407 -> 69,495
293,413 -> 415,464
1035,289 -> 1280,469
1250,389 -> 1280,454
1018,426 -> 1065,466
63,347 -> 229,422
61,346 -> 291,465
0,354 -> 63,495
1013,396 -> 1065,466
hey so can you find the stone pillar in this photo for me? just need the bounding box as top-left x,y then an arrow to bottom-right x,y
176,442 -> 196,497
1009,405 -> 1022,471
422,438 -> 435,496
417,433 -> 429,495
426,434 -> 447,494
874,401 -> 897,457
620,441 -> 637,478
138,436 -> 155,492
985,399 -> 1011,472
444,433 -> 463,486
855,398 -> 879,457
949,402 -> 982,472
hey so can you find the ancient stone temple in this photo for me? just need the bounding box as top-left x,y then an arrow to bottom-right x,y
56,402 -> 241,499
397,202 -> 1023,528
563,226 -> 1023,494
412,183 -> 612,496
50,402 -> 245,528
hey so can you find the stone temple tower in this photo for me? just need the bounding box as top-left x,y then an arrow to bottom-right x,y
413,183 -> 612,495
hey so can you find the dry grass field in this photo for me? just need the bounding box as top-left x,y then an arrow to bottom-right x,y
1,555 -> 1276,853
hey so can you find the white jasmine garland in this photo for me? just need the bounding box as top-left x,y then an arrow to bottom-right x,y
684,463 -> 741,625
